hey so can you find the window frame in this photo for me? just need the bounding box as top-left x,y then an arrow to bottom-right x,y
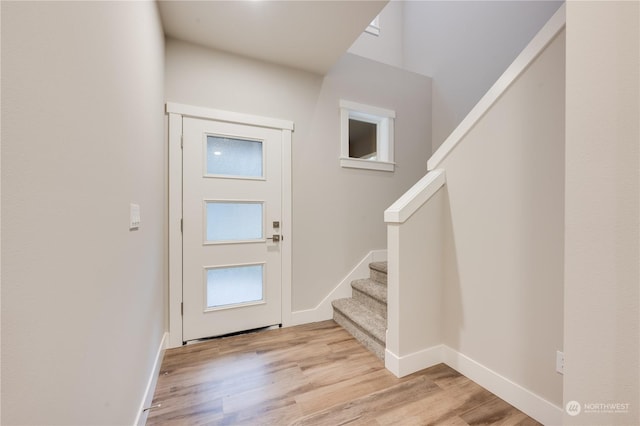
339,100 -> 396,172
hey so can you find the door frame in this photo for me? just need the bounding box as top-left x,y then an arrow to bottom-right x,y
167,102 -> 294,348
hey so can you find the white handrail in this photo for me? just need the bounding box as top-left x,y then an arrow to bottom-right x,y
384,5 -> 565,225
384,169 -> 445,224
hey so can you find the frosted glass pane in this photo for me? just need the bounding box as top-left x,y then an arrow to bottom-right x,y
207,136 -> 263,177
207,264 -> 263,308
206,202 -> 262,242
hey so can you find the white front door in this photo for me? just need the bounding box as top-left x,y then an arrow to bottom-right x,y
182,116 -> 285,341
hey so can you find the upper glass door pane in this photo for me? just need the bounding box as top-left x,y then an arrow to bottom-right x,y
206,135 -> 263,178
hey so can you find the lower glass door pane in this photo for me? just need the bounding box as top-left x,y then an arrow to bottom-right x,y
206,264 -> 264,309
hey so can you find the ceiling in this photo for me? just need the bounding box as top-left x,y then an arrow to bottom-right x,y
158,0 -> 388,75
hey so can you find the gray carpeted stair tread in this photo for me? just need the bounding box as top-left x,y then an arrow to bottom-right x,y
333,310 -> 385,360
351,278 -> 387,304
369,261 -> 387,285
369,261 -> 388,274
331,261 -> 389,360
331,298 -> 386,344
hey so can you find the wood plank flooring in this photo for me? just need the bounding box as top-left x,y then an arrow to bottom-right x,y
147,321 -> 541,426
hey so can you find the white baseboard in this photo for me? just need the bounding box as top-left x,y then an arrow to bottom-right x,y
290,249 -> 387,325
441,346 -> 563,426
381,343 -> 561,425
385,344 -> 444,378
134,332 -> 168,426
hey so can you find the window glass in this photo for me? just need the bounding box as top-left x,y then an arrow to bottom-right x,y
206,136 -> 263,178
206,201 -> 263,242
206,264 -> 263,308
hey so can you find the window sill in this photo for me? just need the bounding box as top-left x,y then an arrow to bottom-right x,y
340,157 -> 395,172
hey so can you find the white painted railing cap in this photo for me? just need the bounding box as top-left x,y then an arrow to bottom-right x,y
384,169 -> 446,224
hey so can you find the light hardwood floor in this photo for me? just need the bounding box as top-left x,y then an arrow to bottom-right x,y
147,321 -> 541,425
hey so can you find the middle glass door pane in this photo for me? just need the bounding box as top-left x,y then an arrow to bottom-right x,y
206,201 -> 263,242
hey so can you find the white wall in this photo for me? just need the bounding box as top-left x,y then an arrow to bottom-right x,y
1,2 -> 165,424
564,1 -> 639,424
165,40 -> 432,312
440,30 -> 566,407
348,0 -> 404,69
403,0 -> 563,150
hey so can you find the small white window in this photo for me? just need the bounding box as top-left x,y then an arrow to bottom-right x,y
340,100 -> 395,172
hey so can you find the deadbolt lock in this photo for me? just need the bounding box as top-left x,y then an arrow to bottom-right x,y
273,221 -> 280,229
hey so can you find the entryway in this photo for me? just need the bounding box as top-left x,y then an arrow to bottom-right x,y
167,103 -> 293,345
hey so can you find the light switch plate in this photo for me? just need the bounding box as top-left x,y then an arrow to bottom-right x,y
130,203 -> 141,230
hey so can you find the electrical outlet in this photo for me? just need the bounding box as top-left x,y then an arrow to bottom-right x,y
556,350 -> 564,374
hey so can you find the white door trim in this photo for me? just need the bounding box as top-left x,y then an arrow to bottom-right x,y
167,102 -> 294,348
167,102 -> 294,131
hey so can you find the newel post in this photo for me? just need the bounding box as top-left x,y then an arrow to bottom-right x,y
383,170 -> 447,377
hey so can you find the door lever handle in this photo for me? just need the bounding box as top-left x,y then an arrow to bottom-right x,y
267,234 -> 281,242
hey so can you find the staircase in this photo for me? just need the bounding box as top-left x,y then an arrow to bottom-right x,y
331,261 -> 387,360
